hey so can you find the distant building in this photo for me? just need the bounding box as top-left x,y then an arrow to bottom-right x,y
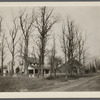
58,59 -> 83,76
0,65 -> 8,76
7,55 -> 50,77
7,55 -> 25,74
7,55 -> 39,74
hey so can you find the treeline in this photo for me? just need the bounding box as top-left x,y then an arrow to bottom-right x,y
0,7 -> 88,80
85,59 -> 100,74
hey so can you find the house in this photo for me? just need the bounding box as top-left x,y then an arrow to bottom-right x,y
3,65 -> 8,76
28,65 -> 50,77
58,59 -> 83,76
7,55 -> 25,74
7,55 -> 50,77
0,65 -> 8,76
7,55 -> 39,74
43,66 -> 50,77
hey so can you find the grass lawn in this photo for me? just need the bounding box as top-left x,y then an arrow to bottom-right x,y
0,76 -> 54,92
0,73 -> 98,92
0,75 -> 67,92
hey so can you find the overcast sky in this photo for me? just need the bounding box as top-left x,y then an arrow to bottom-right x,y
0,6 -> 100,64
54,7 -> 100,58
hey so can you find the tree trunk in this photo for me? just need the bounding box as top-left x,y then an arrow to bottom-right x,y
24,47 -> 28,75
11,41 -> 15,76
11,55 -> 14,76
54,69 -> 56,77
65,54 -> 68,80
37,55 -> 41,77
41,63 -> 44,78
65,62 -> 68,81
1,38 -> 4,76
40,38 -> 45,78
1,49 -> 3,76
24,37 -> 29,76
78,41 -> 81,76
24,61 -> 28,75
50,66 -> 52,76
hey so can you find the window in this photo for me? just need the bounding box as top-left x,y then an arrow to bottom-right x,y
45,69 -> 49,74
29,70 -> 33,74
35,69 -> 38,74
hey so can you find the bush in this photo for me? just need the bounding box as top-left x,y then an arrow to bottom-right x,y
46,75 -> 55,80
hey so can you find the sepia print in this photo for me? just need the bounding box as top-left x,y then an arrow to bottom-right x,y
0,2 -> 100,97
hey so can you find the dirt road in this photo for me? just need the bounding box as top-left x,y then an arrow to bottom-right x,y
47,75 -> 100,91
34,74 -> 100,91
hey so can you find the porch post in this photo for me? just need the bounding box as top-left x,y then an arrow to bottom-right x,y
33,68 -> 35,76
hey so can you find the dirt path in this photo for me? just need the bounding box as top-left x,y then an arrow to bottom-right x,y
34,75 -> 100,91
48,75 -> 100,91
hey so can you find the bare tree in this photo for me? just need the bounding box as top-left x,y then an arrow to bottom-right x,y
18,35 -> 24,57
75,27 -> 87,76
0,33 -> 6,76
66,18 -> 87,77
30,46 -> 36,58
67,18 -> 77,61
60,24 -> 68,63
82,49 -> 86,66
53,56 -> 63,76
60,17 -> 79,79
48,55 -> 62,77
0,16 -> 6,75
0,16 -> 2,37
82,41 -> 88,67
76,28 -> 86,64
48,33 -> 56,76
35,6 -> 58,77
60,23 -> 68,80
32,37 -> 42,77
19,8 -> 35,75
5,17 -> 19,75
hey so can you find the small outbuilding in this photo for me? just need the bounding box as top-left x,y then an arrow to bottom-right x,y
58,59 -> 83,76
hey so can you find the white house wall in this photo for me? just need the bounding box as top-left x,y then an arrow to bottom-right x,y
7,56 -> 25,74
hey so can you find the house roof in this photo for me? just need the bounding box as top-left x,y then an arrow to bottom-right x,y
7,55 -> 39,66
18,55 -> 39,64
58,59 -> 82,73
0,65 -> 7,69
27,57 -> 38,64
68,59 -> 82,66
58,63 -> 67,73
28,64 -> 50,70
43,67 -> 50,69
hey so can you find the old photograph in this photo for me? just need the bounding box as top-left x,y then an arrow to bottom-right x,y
0,2 -> 100,93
